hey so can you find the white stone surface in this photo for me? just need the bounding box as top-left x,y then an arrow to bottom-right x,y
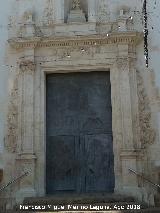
0,0 -> 14,153
0,0 -> 160,208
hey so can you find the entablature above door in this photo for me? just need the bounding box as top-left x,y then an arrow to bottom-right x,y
8,31 -> 143,50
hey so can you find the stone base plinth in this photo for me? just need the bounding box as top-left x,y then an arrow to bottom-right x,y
67,9 -> 86,23
16,188 -> 37,204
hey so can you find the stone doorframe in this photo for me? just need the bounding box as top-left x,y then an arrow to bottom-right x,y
7,32 -> 145,202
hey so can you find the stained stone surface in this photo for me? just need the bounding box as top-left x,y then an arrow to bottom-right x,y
0,0 -> 160,211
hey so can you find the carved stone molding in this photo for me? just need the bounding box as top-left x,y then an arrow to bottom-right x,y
22,10 -> 34,24
5,77 -> 18,153
19,60 -> 35,73
137,70 -> 156,148
120,149 -> 144,159
97,0 -> 110,23
72,0 -> 81,10
8,32 -> 143,50
16,153 -> 37,160
67,1 -> 86,24
8,15 -> 16,28
43,0 -> 54,25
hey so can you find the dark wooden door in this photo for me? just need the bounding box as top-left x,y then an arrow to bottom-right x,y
46,72 -> 114,194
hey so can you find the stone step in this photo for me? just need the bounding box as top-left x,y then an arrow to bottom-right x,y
23,193 -> 136,205
15,202 -> 143,211
19,194 -> 148,213
5,207 -> 160,213
4,194 -> 160,213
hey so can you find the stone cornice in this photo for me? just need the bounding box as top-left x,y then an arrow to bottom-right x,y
8,32 -> 143,50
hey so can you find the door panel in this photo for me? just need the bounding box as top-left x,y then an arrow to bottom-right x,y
84,134 -> 114,192
46,135 -> 79,193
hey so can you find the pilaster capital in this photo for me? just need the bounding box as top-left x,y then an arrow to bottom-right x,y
19,60 -> 35,73
115,57 -> 129,71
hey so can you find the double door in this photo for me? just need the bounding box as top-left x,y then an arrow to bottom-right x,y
46,72 -> 114,194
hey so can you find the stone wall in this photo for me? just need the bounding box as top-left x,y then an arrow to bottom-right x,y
0,0 -> 14,169
0,0 -> 160,208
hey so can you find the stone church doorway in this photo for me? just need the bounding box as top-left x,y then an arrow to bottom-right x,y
46,71 -> 115,194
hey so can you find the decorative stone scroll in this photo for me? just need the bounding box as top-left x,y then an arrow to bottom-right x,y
5,77 -> 18,153
137,70 -> 155,148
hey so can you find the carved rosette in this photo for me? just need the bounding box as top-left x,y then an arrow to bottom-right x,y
5,78 -> 18,153
137,70 -> 155,148
19,60 -> 35,73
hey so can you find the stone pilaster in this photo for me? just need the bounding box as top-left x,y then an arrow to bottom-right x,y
16,53 -> 36,203
18,59 -> 35,153
116,56 -> 134,150
114,45 -> 141,197
110,63 -> 123,193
